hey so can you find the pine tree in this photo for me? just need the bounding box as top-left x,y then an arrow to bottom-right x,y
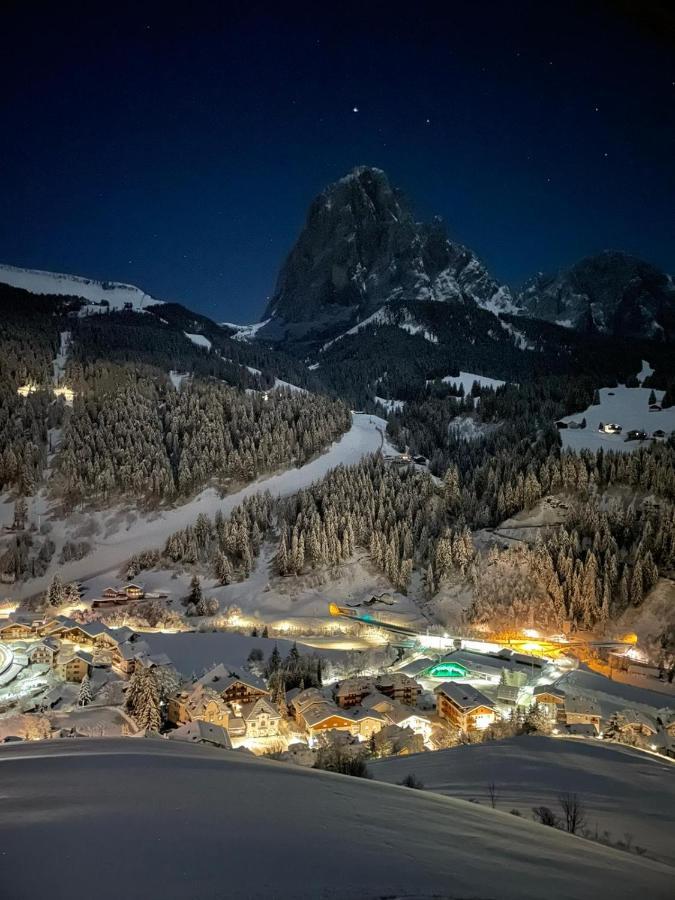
12,497 -> 27,531
126,667 -> 162,731
78,673 -> 92,706
46,573 -> 65,608
214,551 -> 233,585
266,644 -> 282,677
187,574 -> 203,607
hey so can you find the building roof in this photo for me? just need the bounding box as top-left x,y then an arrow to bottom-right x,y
169,721 -> 232,748
344,707 -> 387,724
496,684 -> 520,703
361,691 -> 397,713
240,697 -> 281,721
564,695 -> 601,717
534,685 -> 566,701
302,702 -> 353,729
290,687 -> 326,714
434,682 -> 496,712
199,665 -> 268,694
620,708 -> 657,731
383,702 -> 430,727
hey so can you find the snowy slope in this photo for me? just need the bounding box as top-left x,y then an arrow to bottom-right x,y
3,413 -> 386,601
560,380 -> 675,453
371,735 -> 675,865
184,332 -> 212,350
220,319 -> 271,341
0,263 -> 164,312
0,738 -> 672,900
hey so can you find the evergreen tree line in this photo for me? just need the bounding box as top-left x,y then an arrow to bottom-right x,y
54,366 -> 350,505
469,495 -> 674,631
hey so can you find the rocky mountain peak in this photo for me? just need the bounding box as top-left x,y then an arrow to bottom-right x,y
518,250 -> 675,340
260,167 -> 514,346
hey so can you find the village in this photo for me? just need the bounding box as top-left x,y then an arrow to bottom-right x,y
1,575 -> 673,765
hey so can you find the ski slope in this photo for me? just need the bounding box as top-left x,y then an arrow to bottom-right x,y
0,264 -> 164,312
0,738 -> 672,900
4,413 -> 385,600
371,735 -> 675,864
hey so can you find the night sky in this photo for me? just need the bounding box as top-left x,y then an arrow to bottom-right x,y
1,2 -> 674,322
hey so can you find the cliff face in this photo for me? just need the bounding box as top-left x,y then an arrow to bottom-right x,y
261,166 -> 513,345
518,251 -> 675,341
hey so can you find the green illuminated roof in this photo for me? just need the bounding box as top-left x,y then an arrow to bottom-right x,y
425,662 -> 469,678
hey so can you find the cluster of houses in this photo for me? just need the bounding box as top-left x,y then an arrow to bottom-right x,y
167,667 -> 282,750
0,614 -> 170,686
92,583 -> 168,609
164,668 -> 436,754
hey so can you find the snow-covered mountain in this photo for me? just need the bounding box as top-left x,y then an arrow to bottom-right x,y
1,738 -> 671,900
518,251 -> 675,340
0,263 -> 164,313
257,166 -> 517,346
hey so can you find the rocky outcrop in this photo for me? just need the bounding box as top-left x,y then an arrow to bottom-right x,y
260,166 -> 514,345
518,251 -> 675,340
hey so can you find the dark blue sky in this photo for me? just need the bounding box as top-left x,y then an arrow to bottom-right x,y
1,2 -> 674,322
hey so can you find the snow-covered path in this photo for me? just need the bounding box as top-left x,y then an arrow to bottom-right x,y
8,414 -> 385,600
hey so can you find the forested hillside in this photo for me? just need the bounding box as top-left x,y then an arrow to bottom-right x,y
54,371 -> 350,506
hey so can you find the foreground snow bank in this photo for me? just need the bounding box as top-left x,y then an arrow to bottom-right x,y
0,738 -> 672,900
371,734 -> 675,865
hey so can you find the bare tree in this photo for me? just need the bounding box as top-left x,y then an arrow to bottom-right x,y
532,806 -> 559,827
558,792 -> 587,835
487,782 -> 498,809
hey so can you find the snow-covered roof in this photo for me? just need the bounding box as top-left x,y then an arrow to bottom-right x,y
564,695 -> 601,717
620,708 -> 657,731
302,702 -> 353,728
240,697 -> 281,721
434,682 -> 496,711
169,721 -> 232,749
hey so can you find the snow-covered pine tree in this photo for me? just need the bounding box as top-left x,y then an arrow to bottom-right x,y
78,673 -> 92,706
46,573 -> 65,607
126,667 -> 162,731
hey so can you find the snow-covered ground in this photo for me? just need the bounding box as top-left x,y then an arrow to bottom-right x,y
1,738 -> 672,899
184,332 -> 212,350
220,318 -> 271,341
3,413 -> 386,601
561,363 -> 674,452
371,735 -> 675,865
428,370 -> 508,394
553,666 -> 674,718
141,631 -> 348,678
374,396 -> 405,413
0,264 -> 163,312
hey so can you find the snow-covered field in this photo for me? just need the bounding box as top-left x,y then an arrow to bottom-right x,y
371,734 -> 675,865
184,331 -> 212,350
438,370 -> 507,394
553,666 -> 674,717
3,413 -> 385,601
561,363 -> 674,452
141,631 -> 348,678
0,738 -> 672,899
0,263 -> 163,312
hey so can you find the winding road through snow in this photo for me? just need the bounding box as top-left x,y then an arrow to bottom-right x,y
9,413 -> 386,600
